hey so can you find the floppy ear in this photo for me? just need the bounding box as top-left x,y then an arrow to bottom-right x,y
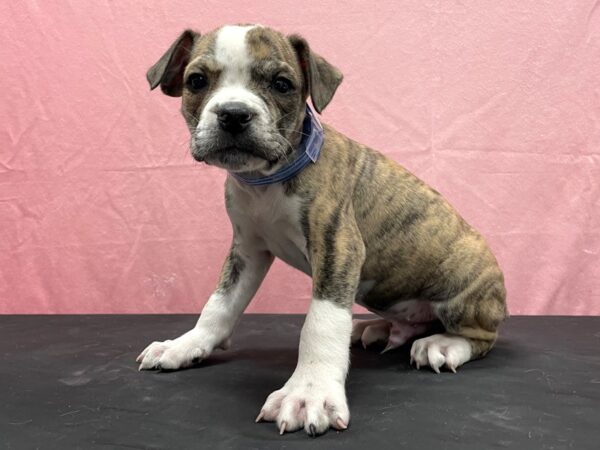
288,35 -> 343,114
146,29 -> 200,97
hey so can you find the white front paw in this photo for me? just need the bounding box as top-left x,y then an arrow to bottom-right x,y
256,377 -> 349,437
136,329 -> 222,371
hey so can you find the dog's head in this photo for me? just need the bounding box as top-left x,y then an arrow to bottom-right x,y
147,25 -> 343,173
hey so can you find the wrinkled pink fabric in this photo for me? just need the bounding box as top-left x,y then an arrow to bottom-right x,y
1,1 -> 599,314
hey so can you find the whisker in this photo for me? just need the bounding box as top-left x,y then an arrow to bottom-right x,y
276,128 -> 310,138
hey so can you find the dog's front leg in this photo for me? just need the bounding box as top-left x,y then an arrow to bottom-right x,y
137,241 -> 273,370
258,207 -> 365,437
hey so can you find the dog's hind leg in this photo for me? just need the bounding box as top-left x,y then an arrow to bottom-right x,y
351,318 -> 390,348
410,269 -> 507,373
352,318 -> 433,353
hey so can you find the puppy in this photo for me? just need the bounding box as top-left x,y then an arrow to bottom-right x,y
138,24 -> 507,437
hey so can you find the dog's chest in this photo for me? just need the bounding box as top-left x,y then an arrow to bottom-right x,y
228,184 -> 311,275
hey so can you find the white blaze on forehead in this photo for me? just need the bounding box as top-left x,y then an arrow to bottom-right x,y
214,25 -> 256,85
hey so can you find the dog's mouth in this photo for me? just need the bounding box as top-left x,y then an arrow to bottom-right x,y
193,144 -> 270,161
192,143 -> 280,173
191,130 -> 289,172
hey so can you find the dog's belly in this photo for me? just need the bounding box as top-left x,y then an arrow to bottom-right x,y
372,299 -> 437,323
356,280 -> 437,323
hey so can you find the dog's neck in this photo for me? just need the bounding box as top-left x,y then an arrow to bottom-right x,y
228,105 -> 323,186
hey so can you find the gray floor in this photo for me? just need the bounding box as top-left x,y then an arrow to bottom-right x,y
1,315 -> 599,449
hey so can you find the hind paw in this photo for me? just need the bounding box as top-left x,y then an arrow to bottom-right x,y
410,334 -> 472,373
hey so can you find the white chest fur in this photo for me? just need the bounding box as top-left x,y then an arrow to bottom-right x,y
227,181 -> 311,275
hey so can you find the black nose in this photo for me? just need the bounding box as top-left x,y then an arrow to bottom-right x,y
216,102 -> 254,134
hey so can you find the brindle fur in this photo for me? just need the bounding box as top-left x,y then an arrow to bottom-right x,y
147,25 -> 507,361
216,242 -> 246,292
283,126 -> 507,358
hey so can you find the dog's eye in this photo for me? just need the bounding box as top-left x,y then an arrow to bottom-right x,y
187,73 -> 207,91
272,77 -> 293,94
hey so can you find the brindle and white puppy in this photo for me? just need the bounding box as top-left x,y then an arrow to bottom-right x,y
138,24 -> 508,437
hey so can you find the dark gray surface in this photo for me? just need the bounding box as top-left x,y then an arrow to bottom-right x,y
0,315 -> 599,449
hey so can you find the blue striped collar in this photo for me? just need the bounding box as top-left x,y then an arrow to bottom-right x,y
229,105 -> 323,186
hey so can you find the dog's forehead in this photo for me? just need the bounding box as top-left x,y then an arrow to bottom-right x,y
189,25 -> 299,74
245,26 -> 297,65
214,25 -> 255,70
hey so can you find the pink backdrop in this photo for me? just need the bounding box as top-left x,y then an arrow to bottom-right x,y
1,1 -> 599,314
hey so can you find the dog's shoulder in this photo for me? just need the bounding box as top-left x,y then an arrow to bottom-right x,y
285,123 -> 418,201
